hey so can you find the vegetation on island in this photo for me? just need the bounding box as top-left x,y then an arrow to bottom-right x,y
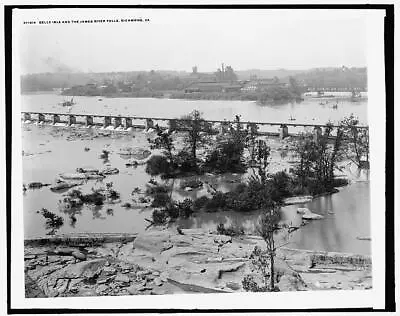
144,111 -> 368,228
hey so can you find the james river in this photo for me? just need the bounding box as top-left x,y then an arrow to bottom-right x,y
22,93 -> 370,255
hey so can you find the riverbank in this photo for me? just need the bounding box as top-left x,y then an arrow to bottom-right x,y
24,228 -> 372,297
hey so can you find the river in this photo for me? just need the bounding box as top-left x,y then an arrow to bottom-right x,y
21,93 -> 370,255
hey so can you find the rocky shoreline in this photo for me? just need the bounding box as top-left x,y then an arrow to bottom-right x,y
25,229 -> 372,298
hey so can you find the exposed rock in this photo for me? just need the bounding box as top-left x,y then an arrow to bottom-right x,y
25,229 -> 372,297
115,273 -> 130,283
76,167 -> 99,174
283,196 -> 313,205
298,208 -> 324,220
96,284 -> 108,294
225,281 -> 241,290
50,181 -> 83,192
100,167 -> 119,175
71,250 -> 87,261
28,182 -> 51,189
119,147 -> 151,160
59,173 -> 87,181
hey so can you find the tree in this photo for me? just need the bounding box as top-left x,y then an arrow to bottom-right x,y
149,125 -> 175,164
340,114 -> 369,169
292,124 -> 345,194
255,207 -> 282,291
179,110 -> 212,171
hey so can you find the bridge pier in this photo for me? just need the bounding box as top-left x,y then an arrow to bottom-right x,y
38,113 -> 45,123
104,116 -> 111,128
280,124 -> 289,139
124,117 -> 132,129
218,121 -> 229,135
86,116 -> 93,126
68,115 -> 76,125
23,113 -> 31,121
313,126 -> 322,142
146,118 -> 154,130
168,119 -> 177,131
53,114 -> 61,124
114,117 -> 122,128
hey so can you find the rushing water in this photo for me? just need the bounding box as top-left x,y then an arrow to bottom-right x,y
21,93 -> 370,255
21,92 -> 368,126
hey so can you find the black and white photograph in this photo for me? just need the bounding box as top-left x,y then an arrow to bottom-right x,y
6,4 -> 394,312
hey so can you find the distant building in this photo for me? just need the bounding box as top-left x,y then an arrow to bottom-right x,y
185,81 -> 243,93
241,78 -> 287,93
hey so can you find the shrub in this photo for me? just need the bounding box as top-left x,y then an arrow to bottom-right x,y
145,155 -> 172,176
151,192 -> 171,208
152,209 -> 168,225
216,223 -> 245,236
203,139 -> 246,173
40,208 -> 64,230
175,150 -> 196,173
268,171 -> 292,201
204,191 -> 228,211
80,191 -> 105,205
193,196 -> 210,210
175,198 -> 194,218
145,184 -> 169,195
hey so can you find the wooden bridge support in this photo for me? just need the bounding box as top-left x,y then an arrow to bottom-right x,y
38,113 -> 45,123
146,118 -> 154,129
69,115 -> 76,125
53,114 -> 61,124
104,116 -> 111,128
86,116 -> 93,126
114,117 -> 122,128
124,117 -> 132,129
23,113 -> 31,121
280,124 -> 289,139
313,126 -> 322,142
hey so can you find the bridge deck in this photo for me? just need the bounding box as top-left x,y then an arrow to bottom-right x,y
21,111 -> 369,129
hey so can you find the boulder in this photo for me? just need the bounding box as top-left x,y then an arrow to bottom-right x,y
50,181 -> 83,192
119,147 -> 152,160
115,273 -> 130,283
283,196 -> 313,205
59,173 -> 87,181
76,167 -> 99,174
100,167 -> 119,175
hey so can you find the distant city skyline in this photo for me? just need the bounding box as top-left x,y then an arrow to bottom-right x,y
17,9 -> 368,74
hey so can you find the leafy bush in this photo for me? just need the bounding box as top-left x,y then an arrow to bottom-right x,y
242,274 -> 267,292
80,191 -> 105,205
151,192 -> 171,208
204,139 -> 246,173
216,223 -> 245,236
204,191 -> 228,211
175,150 -> 197,173
145,155 -> 172,176
40,208 -> 64,230
193,196 -> 210,210
152,209 -> 168,225
145,184 -> 169,195
175,198 -> 194,218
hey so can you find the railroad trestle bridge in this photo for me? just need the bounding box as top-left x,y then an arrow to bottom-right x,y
21,111 -> 368,140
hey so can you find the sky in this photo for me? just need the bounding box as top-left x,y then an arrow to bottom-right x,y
16,9 -> 368,74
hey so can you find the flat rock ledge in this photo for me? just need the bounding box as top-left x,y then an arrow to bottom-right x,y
24,229 -> 372,298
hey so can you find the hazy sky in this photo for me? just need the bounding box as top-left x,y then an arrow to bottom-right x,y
17,9 -> 368,74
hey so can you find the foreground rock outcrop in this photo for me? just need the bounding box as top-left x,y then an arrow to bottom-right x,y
24,229 -> 372,297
